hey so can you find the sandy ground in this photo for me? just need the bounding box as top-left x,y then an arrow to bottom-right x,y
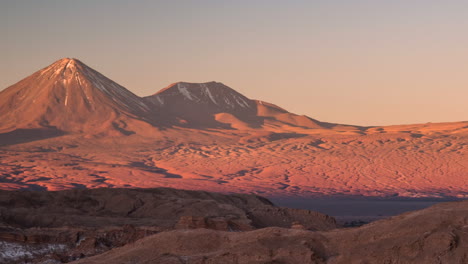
0,121 -> 466,199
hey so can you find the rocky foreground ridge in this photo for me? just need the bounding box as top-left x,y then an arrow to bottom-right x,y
0,188 -> 467,263
0,188 -> 335,263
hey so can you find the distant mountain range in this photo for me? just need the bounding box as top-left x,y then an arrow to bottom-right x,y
0,58 -> 354,136
0,58 -> 466,198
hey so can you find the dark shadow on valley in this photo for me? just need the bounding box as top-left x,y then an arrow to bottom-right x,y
0,128 -> 66,146
270,195 -> 465,224
128,161 -> 183,178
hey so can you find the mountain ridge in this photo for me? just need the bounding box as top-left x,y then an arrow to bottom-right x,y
0,58 -> 338,135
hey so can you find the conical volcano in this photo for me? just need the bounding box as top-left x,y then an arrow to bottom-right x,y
0,58 -> 156,135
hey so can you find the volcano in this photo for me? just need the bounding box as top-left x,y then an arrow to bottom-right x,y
0,58 -> 156,136
145,81 -> 332,130
145,81 -> 258,128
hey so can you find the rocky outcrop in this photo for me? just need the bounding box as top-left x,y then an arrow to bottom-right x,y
249,207 -> 337,231
0,188 -> 336,263
0,225 -> 161,263
2,189 -> 468,263
174,216 -> 253,231
74,228 -> 329,264
74,200 -> 468,264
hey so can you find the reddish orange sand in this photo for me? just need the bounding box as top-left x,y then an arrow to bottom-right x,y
0,121 -> 466,198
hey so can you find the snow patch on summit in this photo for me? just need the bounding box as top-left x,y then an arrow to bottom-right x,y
155,95 -> 164,105
201,83 -> 218,105
234,95 -> 250,108
177,83 -> 196,101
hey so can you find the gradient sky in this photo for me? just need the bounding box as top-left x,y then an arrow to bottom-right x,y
1,0 -> 467,126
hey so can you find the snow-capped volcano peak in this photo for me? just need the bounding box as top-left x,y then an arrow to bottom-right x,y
39,58 -> 150,113
143,81 -> 258,127
39,58 -> 82,76
0,58 -> 155,134
146,81 -> 256,110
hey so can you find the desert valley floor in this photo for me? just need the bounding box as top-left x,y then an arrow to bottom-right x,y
1,121 -> 467,199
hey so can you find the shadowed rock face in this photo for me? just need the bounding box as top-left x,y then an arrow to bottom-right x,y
0,188 -> 335,230
144,82 -> 328,129
0,188 -> 337,263
2,187 -> 468,264
323,200 -> 468,263
145,82 -> 258,128
73,200 -> 468,264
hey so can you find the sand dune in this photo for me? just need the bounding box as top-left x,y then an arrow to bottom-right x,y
0,121 -> 465,198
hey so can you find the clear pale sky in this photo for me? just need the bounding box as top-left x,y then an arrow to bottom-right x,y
1,1 -> 467,126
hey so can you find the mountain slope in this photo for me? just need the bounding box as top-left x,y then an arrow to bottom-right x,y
145,81 -> 334,130
145,81 -> 259,128
0,58 -> 156,135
